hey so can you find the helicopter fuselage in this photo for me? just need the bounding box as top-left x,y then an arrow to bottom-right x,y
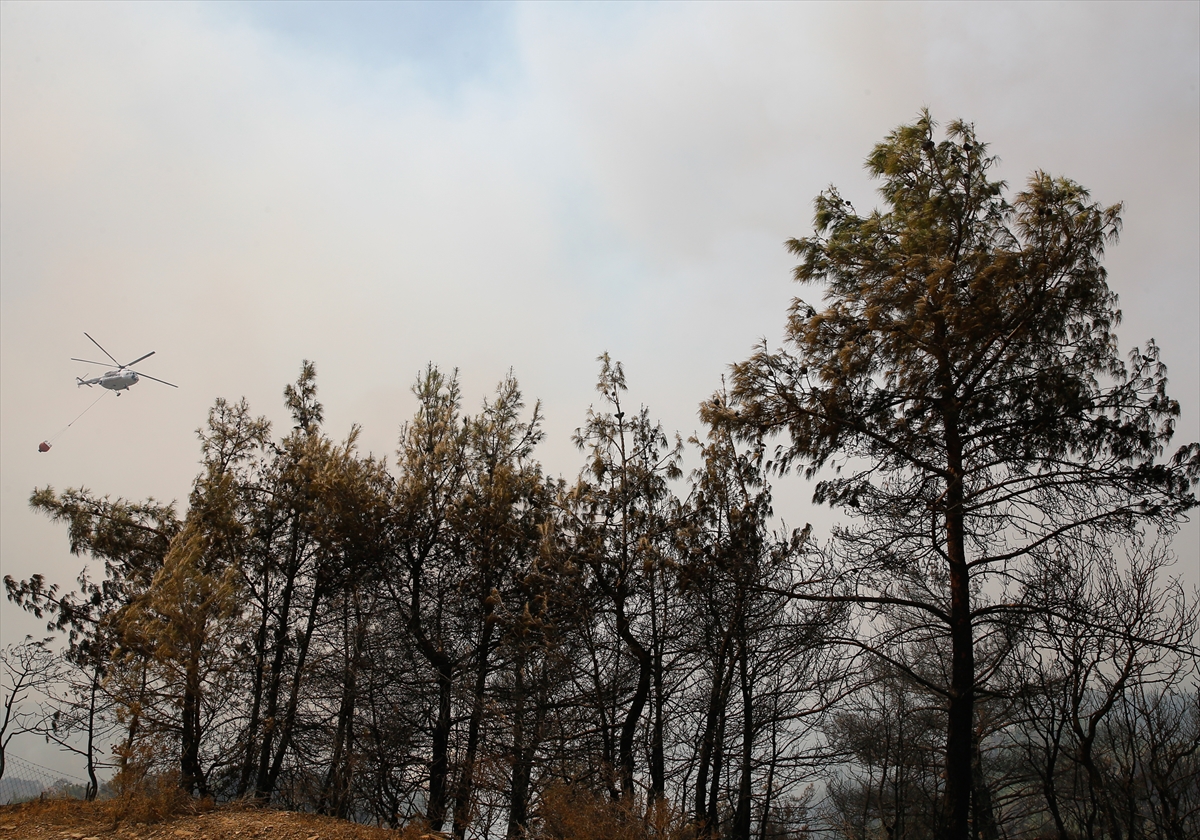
79,370 -> 140,391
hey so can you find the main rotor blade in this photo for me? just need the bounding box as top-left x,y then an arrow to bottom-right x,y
84,333 -> 121,366
124,351 -> 155,368
130,370 -> 178,388
71,357 -> 116,367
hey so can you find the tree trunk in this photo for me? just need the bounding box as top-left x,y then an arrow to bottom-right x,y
732,633 -> 754,840
181,647 -> 207,797
651,642 -> 665,801
757,702 -> 779,840
1078,737 -> 1124,840
407,549 -> 454,832
696,626 -> 733,832
237,569 -> 272,797
940,427 -> 974,840
262,582 -> 322,797
255,536 -> 301,800
451,616 -> 495,840
1071,649 -> 1136,840
707,657 -> 733,832
649,574 -> 666,802
427,659 -> 453,831
118,662 -> 149,778
85,666 -> 99,801
1038,729 -> 1069,840
971,733 -> 999,840
615,590 -> 652,799
321,596 -> 366,819
506,655 -> 546,840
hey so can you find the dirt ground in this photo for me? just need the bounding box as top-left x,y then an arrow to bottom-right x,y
0,802 -> 441,840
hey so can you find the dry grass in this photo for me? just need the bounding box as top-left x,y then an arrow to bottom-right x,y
531,784 -> 698,840
0,785 -> 435,839
0,779 -> 705,839
0,786 -> 194,831
107,771 -> 213,825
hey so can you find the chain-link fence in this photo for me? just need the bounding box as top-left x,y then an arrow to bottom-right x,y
0,754 -> 91,804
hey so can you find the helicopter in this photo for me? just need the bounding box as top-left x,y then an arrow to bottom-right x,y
73,332 -> 177,394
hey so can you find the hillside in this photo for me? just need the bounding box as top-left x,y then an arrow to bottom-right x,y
0,801 -> 434,840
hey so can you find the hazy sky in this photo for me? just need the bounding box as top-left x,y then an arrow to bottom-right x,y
2,0 -> 1197,777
